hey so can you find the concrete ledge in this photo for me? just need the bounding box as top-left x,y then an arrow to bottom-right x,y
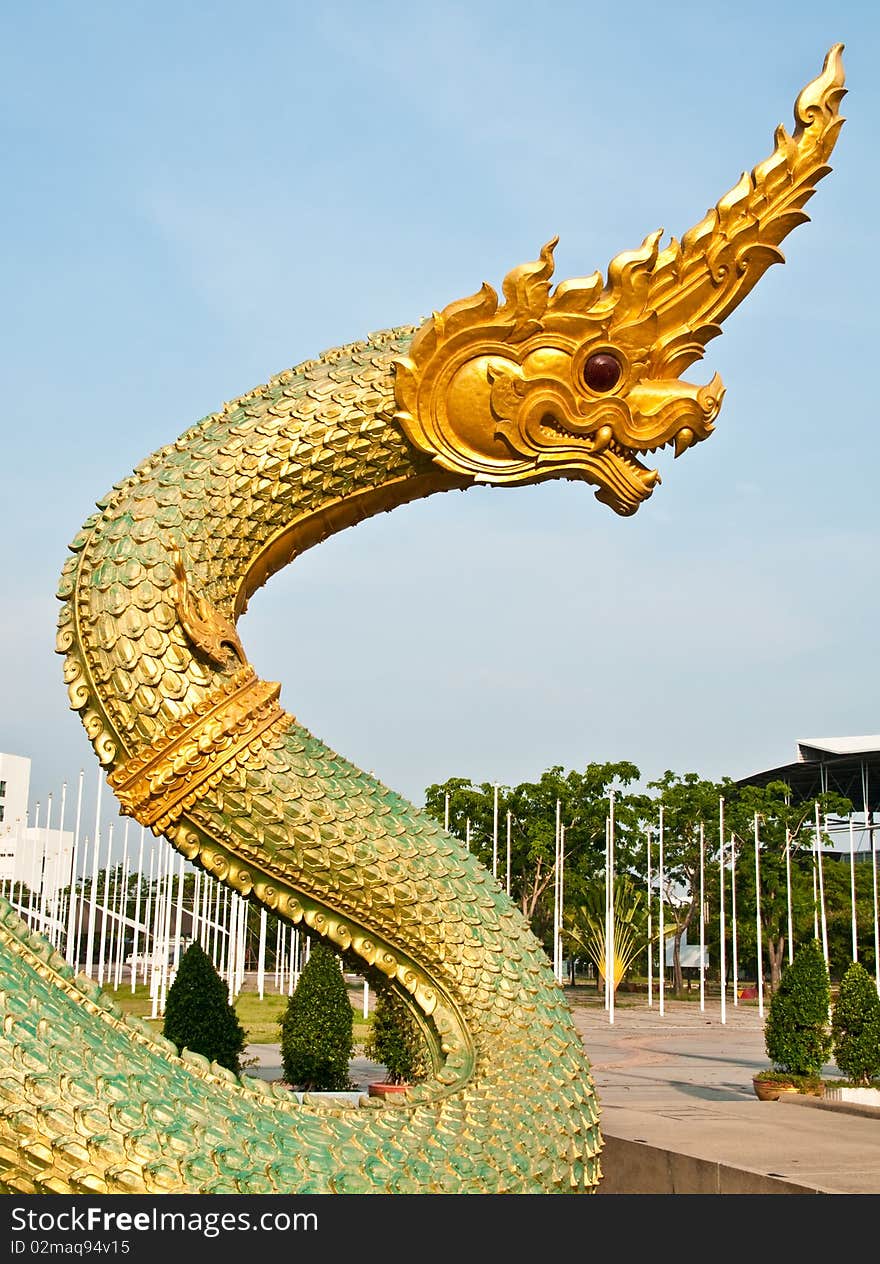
597,1135 -> 825,1195
778,1092 -> 880,1121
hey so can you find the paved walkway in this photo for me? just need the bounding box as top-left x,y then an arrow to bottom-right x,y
567,991 -> 880,1195
246,991 -> 880,1196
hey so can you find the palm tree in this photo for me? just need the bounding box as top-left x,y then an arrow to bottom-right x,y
565,874 -> 650,994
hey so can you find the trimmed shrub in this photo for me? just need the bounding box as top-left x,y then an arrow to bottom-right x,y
764,938 -> 832,1076
280,941 -> 354,1091
831,960 -> 880,1086
162,941 -> 247,1074
364,986 -> 428,1085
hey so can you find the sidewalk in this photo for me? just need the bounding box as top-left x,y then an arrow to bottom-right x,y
566,991 -> 880,1194
247,991 -> 880,1195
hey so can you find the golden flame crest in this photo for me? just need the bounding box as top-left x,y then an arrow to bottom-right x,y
393,45 -> 845,515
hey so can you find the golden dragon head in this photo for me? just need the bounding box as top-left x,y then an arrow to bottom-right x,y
394,45 -> 845,515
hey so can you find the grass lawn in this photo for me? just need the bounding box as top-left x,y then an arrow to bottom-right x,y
104,981 -> 371,1046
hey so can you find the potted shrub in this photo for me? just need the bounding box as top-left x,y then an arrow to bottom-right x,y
163,940 -> 247,1074
828,960 -> 880,1103
279,941 -> 354,1091
364,985 -> 428,1098
753,938 -> 831,1100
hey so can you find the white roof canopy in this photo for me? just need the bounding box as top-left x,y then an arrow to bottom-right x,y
797,737 -> 880,760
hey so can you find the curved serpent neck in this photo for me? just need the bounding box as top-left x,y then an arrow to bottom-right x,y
43,321 -> 603,1194
57,324 -> 466,763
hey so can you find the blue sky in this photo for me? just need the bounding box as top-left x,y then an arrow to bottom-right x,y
2,2 -> 878,852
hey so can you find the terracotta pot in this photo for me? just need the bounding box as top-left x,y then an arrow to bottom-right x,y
368,1082 -> 409,1099
752,1077 -> 798,1102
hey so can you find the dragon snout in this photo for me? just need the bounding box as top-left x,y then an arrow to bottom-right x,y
673,372 -> 725,458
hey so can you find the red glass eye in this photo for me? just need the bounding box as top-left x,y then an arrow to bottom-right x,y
583,353 -> 621,392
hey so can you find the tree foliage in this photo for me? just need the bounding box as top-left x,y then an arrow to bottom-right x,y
279,941 -> 354,1091
764,939 -> 832,1076
162,941 -> 247,1074
831,960 -> 880,1086
425,761 -> 644,957
424,759 -> 864,994
364,986 -> 428,1085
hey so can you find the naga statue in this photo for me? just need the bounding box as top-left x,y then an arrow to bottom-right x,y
0,47 -> 845,1195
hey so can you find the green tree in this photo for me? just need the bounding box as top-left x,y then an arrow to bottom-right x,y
162,940 -> 247,1074
764,938 -> 832,1076
279,941 -> 354,1091
831,960 -> 880,1086
425,760 -> 644,959
364,986 -> 428,1085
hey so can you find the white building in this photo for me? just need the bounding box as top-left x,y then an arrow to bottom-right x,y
0,751 -> 30,844
0,753 -> 75,920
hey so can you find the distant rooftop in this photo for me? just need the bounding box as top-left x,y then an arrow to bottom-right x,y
736,736 -> 880,816
796,736 -> 880,760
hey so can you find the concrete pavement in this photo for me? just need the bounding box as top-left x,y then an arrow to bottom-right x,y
567,991 -> 880,1194
245,990 -> 880,1196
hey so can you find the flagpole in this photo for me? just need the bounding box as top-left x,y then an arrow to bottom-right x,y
97,821 -> 114,987
192,869 -> 201,948
158,846 -> 175,1015
84,771 -> 103,978
608,793 -> 615,1024
658,803 -> 664,1019
239,896 -> 248,995
200,871 -> 211,951
39,793 -> 52,937
172,851 -> 185,973
54,781 -> 68,948
754,812 -> 764,1018
554,798 -> 561,984
74,834 -> 89,950
106,831 -> 120,986
278,923 -> 286,996
719,796 -> 726,1025
604,817 -> 610,1013
699,821 -> 705,1013
114,825 -> 130,989
227,894 -> 239,1004
560,823 -> 566,985
849,816 -> 858,963
493,783 -> 499,880
814,803 -> 829,967
506,809 -> 512,897
131,826 -> 145,992
871,816 -> 879,996
731,832 -> 738,1006
149,846 -> 166,1017
812,808 -> 820,943
257,906 -> 267,999
219,888 -> 230,981
212,877 -> 222,968
26,801 -> 39,931
784,825 -> 794,966
64,770 -> 84,965
142,846 -> 155,986
75,837 -> 90,966
646,827 -> 653,1008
